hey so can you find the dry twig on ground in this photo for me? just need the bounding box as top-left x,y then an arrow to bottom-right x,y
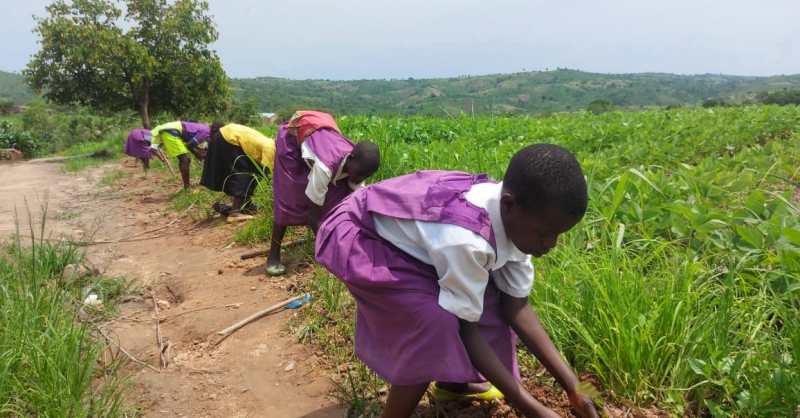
210,294 -> 308,346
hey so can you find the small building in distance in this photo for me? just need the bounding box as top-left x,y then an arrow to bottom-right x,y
11,105 -> 30,115
260,112 -> 279,126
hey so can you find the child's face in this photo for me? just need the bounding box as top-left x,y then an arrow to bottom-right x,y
500,193 -> 582,258
345,158 -> 377,185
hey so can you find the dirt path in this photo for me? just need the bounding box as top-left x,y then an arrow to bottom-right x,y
0,159 -> 344,418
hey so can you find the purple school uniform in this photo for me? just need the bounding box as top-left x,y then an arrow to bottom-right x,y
315,170 -> 520,385
272,122 -> 355,226
180,122 -> 211,147
123,129 -> 152,160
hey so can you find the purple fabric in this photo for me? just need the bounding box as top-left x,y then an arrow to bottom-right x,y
181,121 -> 211,146
124,129 -> 152,160
272,122 -> 354,226
315,170 -> 519,385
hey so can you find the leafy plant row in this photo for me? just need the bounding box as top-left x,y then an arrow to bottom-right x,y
301,105 -> 800,417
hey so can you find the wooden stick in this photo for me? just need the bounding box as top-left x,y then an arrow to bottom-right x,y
155,149 -> 175,176
161,340 -> 172,368
159,302 -> 244,323
121,218 -> 179,241
99,328 -> 160,373
210,294 -> 308,346
150,292 -> 166,368
240,238 -> 308,259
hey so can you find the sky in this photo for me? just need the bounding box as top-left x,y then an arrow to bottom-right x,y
1,0 -> 798,80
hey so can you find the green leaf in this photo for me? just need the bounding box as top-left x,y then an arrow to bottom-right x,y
688,359 -> 707,376
733,225 -> 763,249
782,227 -> 800,247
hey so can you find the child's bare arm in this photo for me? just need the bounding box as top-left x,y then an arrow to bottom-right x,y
458,320 -> 559,418
499,292 -> 605,418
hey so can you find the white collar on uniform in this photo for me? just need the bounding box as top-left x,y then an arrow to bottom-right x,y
331,154 -> 350,186
465,181 -> 528,270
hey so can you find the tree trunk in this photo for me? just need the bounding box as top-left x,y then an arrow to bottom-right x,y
138,80 -> 151,129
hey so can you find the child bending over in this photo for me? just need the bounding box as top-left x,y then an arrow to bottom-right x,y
315,144 -> 612,418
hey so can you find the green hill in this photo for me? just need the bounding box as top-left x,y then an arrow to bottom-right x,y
230,70 -> 800,116
0,71 -> 40,105
4,68 -> 800,116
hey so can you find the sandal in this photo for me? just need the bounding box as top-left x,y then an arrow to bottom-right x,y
226,212 -> 254,223
212,202 -> 232,215
430,383 -> 504,402
265,263 -> 287,276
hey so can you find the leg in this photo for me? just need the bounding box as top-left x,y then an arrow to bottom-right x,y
141,158 -> 150,171
265,223 -> 288,276
177,154 -> 191,189
231,195 -> 255,214
379,383 -> 429,418
231,196 -> 245,212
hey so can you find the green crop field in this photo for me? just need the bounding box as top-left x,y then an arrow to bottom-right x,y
291,105 -> 800,417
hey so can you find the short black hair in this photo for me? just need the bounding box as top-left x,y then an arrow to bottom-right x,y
351,141 -> 381,173
503,144 -> 588,217
210,120 -> 226,136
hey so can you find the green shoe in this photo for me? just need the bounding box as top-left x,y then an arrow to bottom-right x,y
265,263 -> 287,276
430,383 -> 504,402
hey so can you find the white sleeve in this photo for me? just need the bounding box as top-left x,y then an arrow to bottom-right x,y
431,244 -> 492,322
305,163 -> 332,206
492,258 -> 534,298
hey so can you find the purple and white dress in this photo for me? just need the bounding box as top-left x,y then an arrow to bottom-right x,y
272,122 -> 355,226
123,129 -> 153,160
315,170 -> 534,385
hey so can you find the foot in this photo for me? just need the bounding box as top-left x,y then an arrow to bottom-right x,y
239,205 -> 257,215
226,212 -> 254,223
430,382 -> 503,401
265,262 -> 287,276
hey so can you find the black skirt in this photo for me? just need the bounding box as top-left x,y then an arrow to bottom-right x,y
201,131 -> 267,198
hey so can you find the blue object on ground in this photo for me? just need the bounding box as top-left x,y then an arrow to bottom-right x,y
285,294 -> 312,309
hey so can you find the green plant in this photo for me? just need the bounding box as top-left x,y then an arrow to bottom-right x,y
298,106 -> 800,417
0,120 -> 42,158
0,204 -> 137,416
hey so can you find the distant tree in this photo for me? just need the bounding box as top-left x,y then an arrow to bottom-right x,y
228,99 -> 260,126
586,98 -> 614,114
0,98 -> 14,114
21,101 -> 51,134
24,0 -> 229,129
702,98 -> 728,108
756,90 -> 800,106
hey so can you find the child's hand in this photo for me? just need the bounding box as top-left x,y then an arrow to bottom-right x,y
568,383 -> 614,418
568,392 -> 600,417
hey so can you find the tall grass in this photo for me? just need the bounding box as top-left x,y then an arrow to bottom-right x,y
0,206 -> 135,416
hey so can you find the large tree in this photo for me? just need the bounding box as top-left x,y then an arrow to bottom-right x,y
24,0 -> 229,128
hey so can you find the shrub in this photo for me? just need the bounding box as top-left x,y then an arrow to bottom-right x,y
0,121 -> 42,158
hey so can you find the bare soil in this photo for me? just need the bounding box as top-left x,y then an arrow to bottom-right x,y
0,157 -> 673,418
1,158 -> 343,418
